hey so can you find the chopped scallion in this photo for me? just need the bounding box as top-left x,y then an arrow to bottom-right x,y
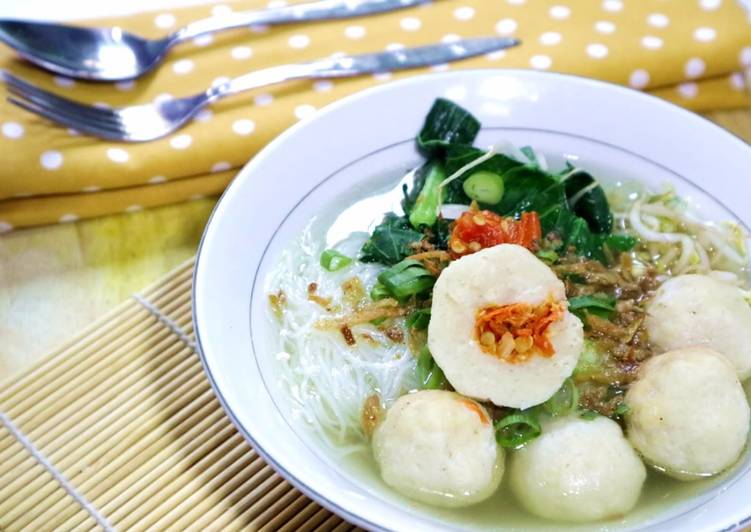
370,282 -> 390,301
494,410 -> 541,448
377,259 -> 435,301
416,347 -> 446,390
320,249 -> 353,271
406,308 -> 431,330
536,249 -> 559,264
462,170 -> 504,205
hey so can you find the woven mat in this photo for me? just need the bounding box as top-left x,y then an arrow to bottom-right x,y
0,258 -> 360,532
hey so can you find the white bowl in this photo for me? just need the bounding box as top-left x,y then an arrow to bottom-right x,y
193,70 -> 751,531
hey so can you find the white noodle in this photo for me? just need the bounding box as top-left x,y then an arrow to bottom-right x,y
266,225 -> 418,451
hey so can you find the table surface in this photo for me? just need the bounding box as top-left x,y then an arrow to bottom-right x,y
2,2 -> 751,383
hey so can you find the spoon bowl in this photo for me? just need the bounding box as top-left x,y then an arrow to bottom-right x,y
0,0 -> 431,81
0,19 -> 169,80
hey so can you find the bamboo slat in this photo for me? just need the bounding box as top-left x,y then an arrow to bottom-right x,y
0,257 -> 359,532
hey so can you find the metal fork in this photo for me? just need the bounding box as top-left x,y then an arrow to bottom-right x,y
2,37 -> 519,142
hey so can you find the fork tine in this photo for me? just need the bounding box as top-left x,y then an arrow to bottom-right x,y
7,96 -> 128,141
5,84 -> 124,131
2,71 -> 122,124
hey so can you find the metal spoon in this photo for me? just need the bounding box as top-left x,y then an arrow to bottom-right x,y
0,0 -> 429,81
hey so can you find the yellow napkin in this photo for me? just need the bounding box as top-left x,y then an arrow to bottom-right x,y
1,0 -> 751,231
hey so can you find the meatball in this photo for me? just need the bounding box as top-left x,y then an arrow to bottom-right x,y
509,416 -> 646,522
429,244 -> 583,409
625,347 -> 750,480
645,274 -> 751,379
372,390 -> 503,508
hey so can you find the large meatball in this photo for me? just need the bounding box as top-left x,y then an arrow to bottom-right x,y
372,390 -> 503,507
625,347 -> 750,480
429,244 -> 583,409
509,416 -> 646,522
645,274 -> 751,379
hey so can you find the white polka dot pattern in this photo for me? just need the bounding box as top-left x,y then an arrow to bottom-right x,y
587,43 -> 609,58
647,13 -> 669,28
211,162 -> 232,173
642,36 -> 663,50
294,104 -> 316,119
170,134 -> 192,150
685,57 -> 706,78
400,17 -> 421,31
629,69 -> 650,89
288,35 -> 310,49
345,26 -> 366,39
678,82 -> 698,98
231,47 -> 252,60
495,18 -> 518,35
595,21 -> 616,34
694,27 -> 717,42
154,13 -> 176,29
540,32 -> 562,46
172,59 -> 194,74
232,119 -> 256,135
453,7 -> 475,20
2,122 -> 24,139
40,151 -> 63,170
530,55 -> 552,69
549,5 -> 570,19
107,148 -> 129,164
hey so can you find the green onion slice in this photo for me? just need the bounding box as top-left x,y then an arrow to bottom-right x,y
494,410 -> 541,448
406,308 -> 431,330
543,378 -> 579,416
416,347 -> 446,390
370,282 -> 390,301
320,249 -> 353,271
377,259 -> 435,301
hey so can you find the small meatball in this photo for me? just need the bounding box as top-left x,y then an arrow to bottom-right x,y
625,347 -> 750,480
429,244 -> 583,409
645,274 -> 751,379
372,390 -> 503,508
510,416 -> 646,522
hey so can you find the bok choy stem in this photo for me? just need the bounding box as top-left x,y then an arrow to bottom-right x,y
409,163 -> 446,229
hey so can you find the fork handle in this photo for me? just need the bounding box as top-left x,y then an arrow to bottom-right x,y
173,0 -> 428,43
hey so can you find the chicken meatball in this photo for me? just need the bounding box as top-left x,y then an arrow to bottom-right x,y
372,390 -> 503,507
509,416 -> 646,522
625,347 -> 750,480
429,244 -> 583,409
645,274 -> 751,379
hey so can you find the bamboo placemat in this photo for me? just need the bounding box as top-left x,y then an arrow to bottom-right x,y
0,258 -> 359,532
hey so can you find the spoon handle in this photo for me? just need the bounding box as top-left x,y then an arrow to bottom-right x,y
208,37 -> 520,97
173,0 -> 430,43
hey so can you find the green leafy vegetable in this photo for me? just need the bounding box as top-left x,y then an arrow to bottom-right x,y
409,163 -> 446,228
564,171 -> 613,233
494,410 -> 542,448
370,282 -> 390,301
417,98 -> 480,156
604,234 -> 637,252
543,378 -> 579,416
462,171 -> 504,205
377,259 -> 435,301
360,214 -> 424,265
614,402 -> 630,417
568,294 -> 617,321
416,347 -> 446,389
536,249 -> 559,264
406,308 -> 431,330
579,409 -> 599,420
520,146 -> 539,166
320,249 -> 353,271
